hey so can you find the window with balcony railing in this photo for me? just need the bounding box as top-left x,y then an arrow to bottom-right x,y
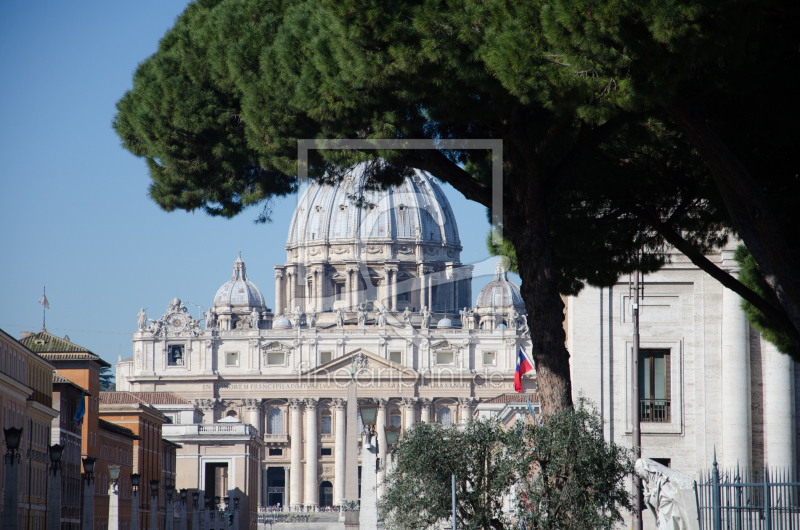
639,349 -> 671,423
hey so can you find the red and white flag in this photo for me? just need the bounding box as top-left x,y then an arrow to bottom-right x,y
514,347 -> 534,393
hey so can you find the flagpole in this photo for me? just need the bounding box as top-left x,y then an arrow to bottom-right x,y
42,287 -> 46,330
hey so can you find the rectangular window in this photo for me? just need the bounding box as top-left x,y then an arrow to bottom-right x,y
267,352 -> 284,366
335,283 -> 345,301
320,352 -> 332,365
639,349 -> 671,423
321,416 -> 332,434
389,351 -> 402,364
321,447 -> 332,457
226,352 -> 239,367
482,351 -> 496,366
268,448 -> 282,456
436,351 -> 454,365
167,345 -> 184,366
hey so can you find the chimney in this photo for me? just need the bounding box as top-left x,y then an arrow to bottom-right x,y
20,331 -> 34,340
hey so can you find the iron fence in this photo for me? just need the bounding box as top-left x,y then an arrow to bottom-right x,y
697,459 -> 800,530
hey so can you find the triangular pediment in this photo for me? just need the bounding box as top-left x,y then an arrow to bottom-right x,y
303,348 -> 417,378
261,341 -> 292,352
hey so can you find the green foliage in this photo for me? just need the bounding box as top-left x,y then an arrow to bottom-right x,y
518,401 -> 633,530
100,366 -> 115,392
380,405 -> 632,530
380,419 -> 526,530
735,246 -> 800,361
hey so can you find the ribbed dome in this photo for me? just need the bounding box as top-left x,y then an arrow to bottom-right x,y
273,317 -> 292,330
213,254 -> 267,310
287,164 -> 460,250
437,317 -> 454,329
476,260 -> 525,311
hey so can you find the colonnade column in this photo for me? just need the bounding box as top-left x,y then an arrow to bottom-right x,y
402,397 -> 417,429
245,399 -> 261,435
377,399 -> 388,499
721,284 -> 752,470
332,398 -> 346,506
304,398 -> 319,510
315,268 -> 324,313
275,270 -> 285,316
283,467 -> 290,509
419,398 -> 431,423
288,271 -> 296,312
345,269 -> 353,310
427,268 -> 434,310
390,268 -> 398,311
419,272 -> 427,310
288,399 -> 304,510
763,339 -> 796,468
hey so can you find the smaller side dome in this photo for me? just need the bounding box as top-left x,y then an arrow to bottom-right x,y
273,317 -> 292,330
213,254 -> 267,310
475,260 -> 525,311
437,318 -> 453,329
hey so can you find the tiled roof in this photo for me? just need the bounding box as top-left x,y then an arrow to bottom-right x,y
20,330 -> 111,367
162,438 -> 183,449
100,391 -> 192,406
484,393 -> 538,404
52,373 -> 91,395
99,419 -> 141,440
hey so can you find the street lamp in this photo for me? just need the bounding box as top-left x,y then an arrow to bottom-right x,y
166,483 -> 175,499
165,484 -> 176,530
181,489 -> 187,504
358,403 -> 378,435
234,497 -> 239,510
384,426 -> 401,446
108,465 -> 121,530
48,444 -> 65,530
49,444 -> 64,475
130,474 -> 141,530
82,457 -> 97,530
149,480 -> 160,530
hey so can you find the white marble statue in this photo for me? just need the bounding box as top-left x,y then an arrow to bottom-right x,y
402,307 -> 412,327
137,308 -> 147,331
461,307 -> 469,329
205,308 -> 216,330
421,306 -> 431,329
635,458 -> 700,530
358,305 -> 368,328
250,308 -> 260,329
308,309 -> 317,328
376,306 -> 387,327
292,306 -> 302,328
336,309 -> 345,329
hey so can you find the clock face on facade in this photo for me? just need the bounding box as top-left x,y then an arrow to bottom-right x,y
168,314 -> 187,332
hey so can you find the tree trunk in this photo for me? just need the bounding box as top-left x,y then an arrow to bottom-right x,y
664,97 -> 800,346
506,192 -> 573,416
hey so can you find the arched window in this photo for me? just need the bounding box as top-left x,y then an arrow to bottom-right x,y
390,410 -> 402,428
269,409 -> 283,435
439,407 -> 452,425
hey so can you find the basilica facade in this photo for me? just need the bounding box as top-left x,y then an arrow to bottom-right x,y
115,168 -> 533,521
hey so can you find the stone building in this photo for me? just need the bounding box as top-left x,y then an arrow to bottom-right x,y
116,168 -> 534,523
52,373 -> 88,530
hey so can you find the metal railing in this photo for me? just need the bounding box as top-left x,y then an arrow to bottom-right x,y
698,460 -> 800,530
640,399 -> 671,423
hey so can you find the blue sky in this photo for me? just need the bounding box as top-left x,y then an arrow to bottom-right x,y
0,1 -> 518,367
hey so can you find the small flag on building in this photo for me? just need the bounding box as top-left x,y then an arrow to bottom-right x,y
73,391 -> 86,427
514,347 -> 533,393
38,292 -> 50,309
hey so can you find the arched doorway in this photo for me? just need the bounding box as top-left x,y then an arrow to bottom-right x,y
319,480 -> 333,508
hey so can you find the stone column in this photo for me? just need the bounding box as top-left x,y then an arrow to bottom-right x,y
149,491 -> 158,530
332,398 -> 346,506
390,268 -> 398,311
361,432 -> 379,530
245,399 -> 262,435
132,489 -> 140,530
275,270 -> 285,316
109,481 -> 120,530
419,398 -> 431,423
345,269 -> 353,310
427,269 -> 434,310
191,493 -> 198,530
402,398 -> 416,429
289,398 -> 304,510
289,270 -> 297,312
419,272 -> 427,311
82,473 -> 95,530
763,339 -> 796,468
458,397 -> 474,424
47,462 -> 61,530
284,467 -> 290,508
316,268 -> 325,313
376,399 -> 388,499
304,398 -> 319,510
722,285 -> 752,470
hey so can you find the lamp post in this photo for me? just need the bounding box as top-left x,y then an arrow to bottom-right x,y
108,465 -> 122,530
358,403 -> 379,530
166,484 -> 175,530
47,444 -> 64,530
209,497 -> 216,530
81,457 -> 97,530
191,491 -> 200,530
233,496 -> 239,529
3,427 -> 23,530
131,474 -> 141,530
180,489 -> 188,530
149,480 -> 159,530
